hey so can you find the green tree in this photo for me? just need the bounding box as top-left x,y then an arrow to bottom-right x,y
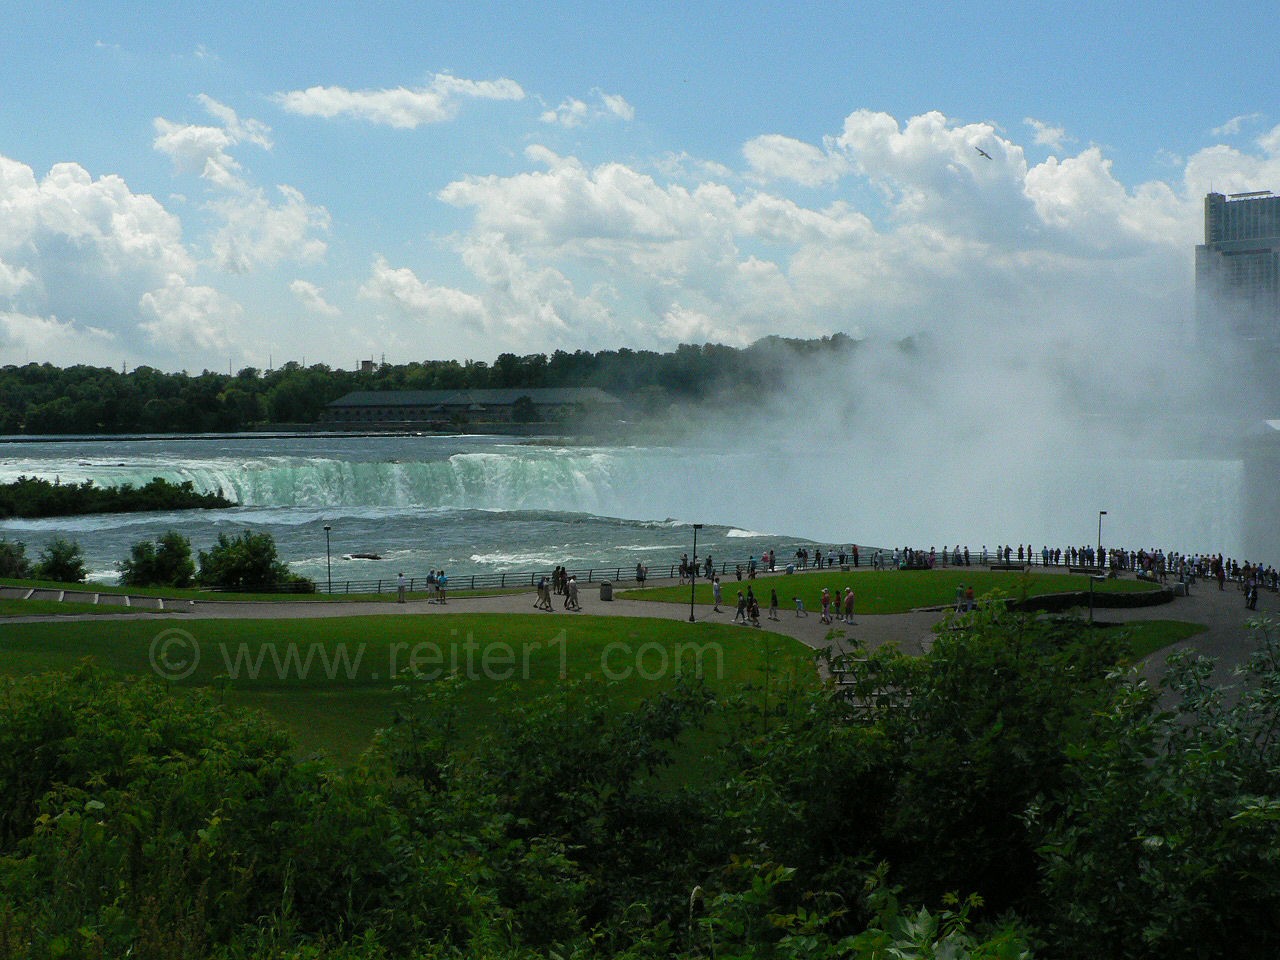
118,530 -> 196,587
510,394 -> 539,423
33,536 -> 86,583
1037,619 -> 1280,959
197,530 -> 312,592
0,537 -> 32,578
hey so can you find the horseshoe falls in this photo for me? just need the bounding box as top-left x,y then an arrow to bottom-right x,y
0,432 -> 1255,585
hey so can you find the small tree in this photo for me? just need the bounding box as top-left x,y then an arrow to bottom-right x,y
34,536 -> 86,583
0,537 -> 32,578
511,394 -> 539,423
119,530 -> 196,587
197,530 -> 312,592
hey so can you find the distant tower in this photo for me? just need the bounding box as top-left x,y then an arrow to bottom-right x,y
1195,190 -> 1280,344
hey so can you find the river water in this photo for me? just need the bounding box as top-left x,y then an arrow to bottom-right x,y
0,434 -> 810,585
0,431 -> 1252,586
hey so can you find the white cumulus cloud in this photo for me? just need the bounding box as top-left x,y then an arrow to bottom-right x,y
275,73 -> 524,128
541,90 -> 635,128
139,274 -> 243,353
743,133 -> 849,186
290,279 -> 340,317
1025,117 -> 1069,151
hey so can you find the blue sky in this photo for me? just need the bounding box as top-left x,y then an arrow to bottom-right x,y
1,0 -> 1278,372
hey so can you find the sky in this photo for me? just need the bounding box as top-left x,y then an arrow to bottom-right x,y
2,0 -> 1279,373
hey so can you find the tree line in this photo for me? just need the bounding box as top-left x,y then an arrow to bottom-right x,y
0,477 -> 234,519
0,334 -> 860,434
3,608 -> 1279,958
0,530 -> 311,593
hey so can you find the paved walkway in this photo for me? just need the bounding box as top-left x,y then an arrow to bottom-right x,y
2,570 -> 1273,683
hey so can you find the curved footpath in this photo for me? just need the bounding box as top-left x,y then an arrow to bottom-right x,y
2,569 -> 1273,684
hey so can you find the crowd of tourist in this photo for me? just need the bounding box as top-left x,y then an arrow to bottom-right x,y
662,540 -> 1277,614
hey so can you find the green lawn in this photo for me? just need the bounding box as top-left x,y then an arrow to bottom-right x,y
0,598 -> 167,617
0,613 -> 816,763
0,576 -> 525,602
627,568 -> 1161,614
1102,619 -> 1207,660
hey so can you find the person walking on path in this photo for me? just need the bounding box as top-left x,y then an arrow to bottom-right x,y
769,588 -> 780,621
712,576 -> 722,612
565,576 -> 580,611
843,587 -> 855,624
733,590 -> 748,624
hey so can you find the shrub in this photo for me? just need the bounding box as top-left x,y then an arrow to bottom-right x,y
33,536 -> 86,583
196,531 -> 312,593
118,531 -> 196,588
0,537 -> 32,578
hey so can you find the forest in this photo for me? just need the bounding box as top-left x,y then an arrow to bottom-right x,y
0,335 -> 861,435
2,607 -> 1279,958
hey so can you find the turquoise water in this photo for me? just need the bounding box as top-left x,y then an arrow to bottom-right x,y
0,431 -> 1250,585
0,434 -> 807,585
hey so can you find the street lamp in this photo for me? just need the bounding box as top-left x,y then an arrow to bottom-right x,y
1097,510 -> 1107,573
689,523 -> 703,623
323,523 -> 332,595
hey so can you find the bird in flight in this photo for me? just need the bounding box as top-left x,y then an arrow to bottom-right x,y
975,147 -> 993,160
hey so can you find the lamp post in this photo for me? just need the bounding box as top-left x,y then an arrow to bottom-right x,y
323,523 -> 332,595
1097,510 -> 1107,573
689,523 -> 703,623
1090,510 -> 1108,626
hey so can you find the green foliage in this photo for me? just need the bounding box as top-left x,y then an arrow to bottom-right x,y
876,602 -> 1130,914
1037,617 -> 1280,959
0,538 -> 32,578
510,394 -> 539,423
197,531 -> 314,593
0,475 -> 234,519
3,610 -> 1280,958
32,537 -> 86,584
119,531 -> 196,587
0,336 -> 861,435
0,664 -> 480,959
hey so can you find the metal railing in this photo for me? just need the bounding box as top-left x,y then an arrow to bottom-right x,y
206,547 -> 1201,596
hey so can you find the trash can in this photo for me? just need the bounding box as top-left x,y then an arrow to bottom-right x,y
600,581 -> 613,601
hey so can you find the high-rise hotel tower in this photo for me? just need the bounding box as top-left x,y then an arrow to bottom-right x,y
1195,190 -> 1280,344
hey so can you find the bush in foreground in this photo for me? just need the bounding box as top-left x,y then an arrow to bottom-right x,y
197,530 -> 313,593
32,536 -> 86,584
118,530 -> 196,587
3,614 -> 1280,958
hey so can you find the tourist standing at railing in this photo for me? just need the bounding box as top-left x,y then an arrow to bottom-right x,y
397,572 -> 406,603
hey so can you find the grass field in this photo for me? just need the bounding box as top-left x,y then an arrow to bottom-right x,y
1100,619 -> 1206,660
0,613 -> 816,762
627,568 -> 1161,614
0,576 -> 524,603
